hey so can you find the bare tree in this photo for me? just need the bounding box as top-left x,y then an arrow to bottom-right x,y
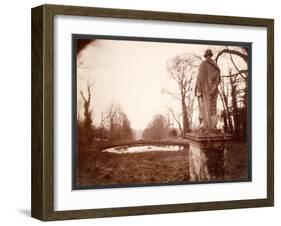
166,106 -> 183,136
218,75 -> 233,133
165,54 -> 198,135
104,102 -> 134,141
80,82 -> 94,143
105,102 -> 119,133
99,112 -> 107,129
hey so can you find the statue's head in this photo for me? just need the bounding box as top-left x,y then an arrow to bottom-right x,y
204,49 -> 213,58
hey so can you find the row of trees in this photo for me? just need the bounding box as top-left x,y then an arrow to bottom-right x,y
78,84 -> 135,146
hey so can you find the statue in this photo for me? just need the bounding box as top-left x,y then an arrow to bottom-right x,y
195,49 -> 221,131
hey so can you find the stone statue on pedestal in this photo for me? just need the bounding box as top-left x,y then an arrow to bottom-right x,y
195,49 -> 221,131
186,50 -> 230,176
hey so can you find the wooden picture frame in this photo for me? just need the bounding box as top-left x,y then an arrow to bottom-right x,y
31,4 -> 274,221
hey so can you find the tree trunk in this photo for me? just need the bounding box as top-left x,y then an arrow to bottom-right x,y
230,77 -> 239,139
181,98 -> 189,134
218,90 -> 233,133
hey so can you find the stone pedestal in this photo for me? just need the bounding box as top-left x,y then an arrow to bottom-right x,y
185,130 -> 232,181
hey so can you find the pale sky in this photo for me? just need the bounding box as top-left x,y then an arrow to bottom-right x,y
77,39 -> 246,130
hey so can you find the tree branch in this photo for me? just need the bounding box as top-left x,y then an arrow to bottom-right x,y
166,106 -> 183,135
227,47 -> 247,80
221,69 -> 248,78
215,48 -> 248,63
162,89 -> 181,101
80,90 -> 87,102
193,54 -> 203,63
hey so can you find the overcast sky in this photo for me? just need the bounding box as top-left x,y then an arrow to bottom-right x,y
77,39 -> 245,130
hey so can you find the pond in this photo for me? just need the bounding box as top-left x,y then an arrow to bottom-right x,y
102,144 -> 187,154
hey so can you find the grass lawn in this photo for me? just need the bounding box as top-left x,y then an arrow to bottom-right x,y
76,141 -> 249,187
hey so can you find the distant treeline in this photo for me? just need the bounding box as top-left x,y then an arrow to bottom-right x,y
142,114 -> 178,140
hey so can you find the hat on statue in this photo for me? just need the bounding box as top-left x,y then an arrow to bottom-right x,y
204,49 -> 213,58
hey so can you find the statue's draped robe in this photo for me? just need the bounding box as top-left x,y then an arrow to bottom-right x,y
195,58 -> 221,129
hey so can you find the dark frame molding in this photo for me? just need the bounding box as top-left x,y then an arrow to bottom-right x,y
31,4 -> 274,221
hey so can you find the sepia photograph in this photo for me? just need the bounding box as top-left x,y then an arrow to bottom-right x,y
73,35 -> 251,189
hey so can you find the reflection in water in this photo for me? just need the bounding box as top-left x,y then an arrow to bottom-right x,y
189,142 -> 226,181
